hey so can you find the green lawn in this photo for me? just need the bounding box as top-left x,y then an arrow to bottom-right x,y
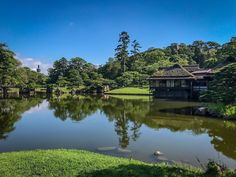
107,87 -> 150,95
0,149 -> 202,177
110,95 -> 151,100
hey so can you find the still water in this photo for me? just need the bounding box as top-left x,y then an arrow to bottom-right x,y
0,95 -> 236,168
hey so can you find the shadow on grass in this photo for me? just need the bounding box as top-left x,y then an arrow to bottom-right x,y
78,164 -> 201,177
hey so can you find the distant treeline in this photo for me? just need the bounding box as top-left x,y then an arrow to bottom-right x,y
47,32 -> 236,90
1,32 -> 236,103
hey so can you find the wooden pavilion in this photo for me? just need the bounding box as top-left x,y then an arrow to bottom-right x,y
148,64 -> 213,99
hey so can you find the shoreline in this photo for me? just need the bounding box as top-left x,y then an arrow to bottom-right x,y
0,149 -> 235,177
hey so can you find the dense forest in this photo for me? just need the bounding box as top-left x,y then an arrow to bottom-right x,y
0,32 -> 236,104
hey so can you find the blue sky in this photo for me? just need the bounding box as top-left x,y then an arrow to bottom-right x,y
0,0 -> 235,73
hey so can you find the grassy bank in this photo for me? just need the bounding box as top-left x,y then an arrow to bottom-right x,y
106,87 -> 150,95
0,149 -> 235,177
0,149 -> 201,177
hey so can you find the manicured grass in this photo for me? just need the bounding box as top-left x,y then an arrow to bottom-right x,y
110,95 -> 151,101
6,88 -> 19,93
35,88 -> 47,93
0,149 -> 202,177
107,87 -> 150,95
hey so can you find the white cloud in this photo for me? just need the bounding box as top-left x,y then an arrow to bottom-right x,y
15,54 -> 52,75
24,100 -> 49,114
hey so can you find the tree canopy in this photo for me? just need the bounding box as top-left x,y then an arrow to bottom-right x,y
203,63 -> 236,104
0,43 -> 47,89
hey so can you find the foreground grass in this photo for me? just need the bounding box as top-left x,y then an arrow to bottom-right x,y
107,87 -> 150,95
0,149 -> 203,177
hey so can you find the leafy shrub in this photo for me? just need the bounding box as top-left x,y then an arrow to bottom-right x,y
203,63 -> 236,104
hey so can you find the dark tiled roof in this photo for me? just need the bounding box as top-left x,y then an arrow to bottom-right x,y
192,69 -> 212,74
151,64 -> 195,79
183,65 -> 200,73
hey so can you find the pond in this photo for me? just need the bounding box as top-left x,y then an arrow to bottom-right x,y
0,95 -> 236,168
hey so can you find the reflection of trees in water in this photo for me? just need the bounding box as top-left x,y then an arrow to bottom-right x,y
101,98 -> 149,148
48,95 -> 104,121
145,112 -> 236,160
48,95 -> 236,159
205,121 -> 236,160
114,111 -> 129,148
48,96 -> 148,148
0,97 -> 43,140
1,95 -> 235,160
131,120 -> 142,141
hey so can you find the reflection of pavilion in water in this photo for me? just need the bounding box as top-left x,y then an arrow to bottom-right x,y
1,95 -> 236,161
101,97 -> 236,160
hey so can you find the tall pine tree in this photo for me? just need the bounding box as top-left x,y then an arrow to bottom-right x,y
115,31 -> 130,73
131,40 -> 141,55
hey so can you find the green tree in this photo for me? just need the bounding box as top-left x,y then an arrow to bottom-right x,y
98,58 -> 122,80
115,31 -> 130,73
116,71 -> 144,87
66,69 -> 83,86
0,43 -> 21,87
131,40 -> 141,55
219,40 -> 236,64
203,63 -> 236,104
143,48 -> 167,64
48,57 -> 69,84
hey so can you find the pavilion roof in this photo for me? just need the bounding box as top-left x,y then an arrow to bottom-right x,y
149,64 -> 196,80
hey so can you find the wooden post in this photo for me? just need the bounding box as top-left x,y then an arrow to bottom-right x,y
190,80 -> 193,99
46,86 -> 53,94
2,87 -> 8,98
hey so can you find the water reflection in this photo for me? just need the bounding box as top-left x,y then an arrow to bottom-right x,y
48,96 -> 103,121
46,95 -> 236,160
0,97 -> 44,139
0,95 -> 236,166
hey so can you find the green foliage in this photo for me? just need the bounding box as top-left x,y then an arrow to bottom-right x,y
15,67 -> 47,88
0,43 -> 47,89
204,160 -> 230,177
48,57 -> 101,87
204,63 -> 236,104
225,105 -> 236,117
115,31 -> 130,73
116,71 -> 147,87
2,35 -> 236,91
98,58 -> 122,80
0,43 -> 21,87
99,34 -> 235,89
143,48 -> 167,64
206,103 -> 236,119
131,40 -> 141,55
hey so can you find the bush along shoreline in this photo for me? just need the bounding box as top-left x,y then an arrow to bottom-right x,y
0,149 -> 236,177
199,63 -> 236,120
192,103 -> 236,120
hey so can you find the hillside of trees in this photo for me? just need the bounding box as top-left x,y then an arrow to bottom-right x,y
1,32 -> 236,103
47,32 -> 236,89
